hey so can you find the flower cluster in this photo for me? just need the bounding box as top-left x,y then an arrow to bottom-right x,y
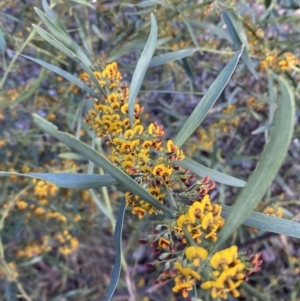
83,62 -> 187,218
201,246 -> 263,299
55,230 -> 79,256
259,51 -> 299,73
82,62 -> 262,299
16,236 -> 51,258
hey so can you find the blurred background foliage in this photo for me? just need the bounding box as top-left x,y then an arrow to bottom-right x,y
0,0 -> 300,300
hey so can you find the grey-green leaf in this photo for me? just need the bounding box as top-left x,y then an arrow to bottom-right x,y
251,123 -> 273,135
32,113 -> 173,217
221,10 -> 257,79
70,0 -> 96,9
34,7 -> 93,69
0,27 -> 6,53
128,13 -> 157,127
105,198 -> 126,301
0,172 -> 117,189
42,0 -> 66,30
189,20 -> 229,40
174,47 -> 243,147
222,205 -> 300,239
32,24 -> 105,96
149,48 -> 198,67
174,158 -> 246,187
212,76 -> 295,251
21,54 -> 98,97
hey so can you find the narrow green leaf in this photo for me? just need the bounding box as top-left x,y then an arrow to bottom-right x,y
189,20 -> 229,40
174,47 -> 243,147
32,24 -> 78,60
109,37 -> 147,62
175,158 -> 246,187
70,0 -> 96,9
267,70 -> 276,122
176,7 -> 199,49
32,24 -> 105,96
89,189 -> 115,220
34,7 -> 93,69
181,57 -> 195,82
74,13 -> 92,56
105,198 -> 126,301
42,0 -> 66,30
108,37 -> 170,62
213,76 -> 295,251
58,152 -> 85,160
122,1 -> 157,7
0,27 -> 6,53
222,205 -> 300,239
32,113 -> 174,217
251,122 -> 274,135
128,13 -> 157,127
0,172 -> 117,189
221,10 -> 257,79
92,24 -> 108,41
21,54 -> 98,97
149,48 -> 198,67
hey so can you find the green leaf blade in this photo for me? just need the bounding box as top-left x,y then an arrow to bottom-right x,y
174,158 -> 246,187
34,7 -> 93,69
128,13 -> 157,127
213,76 -> 295,251
222,205 -> 300,239
21,54 -> 98,97
105,198 -> 126,301
174,47 -> 243,147
149,48 -> 198,67
221,10 -> 257,79
0,172 -> 117,189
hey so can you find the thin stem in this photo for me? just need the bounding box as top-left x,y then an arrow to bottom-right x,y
0,29 -> 37,88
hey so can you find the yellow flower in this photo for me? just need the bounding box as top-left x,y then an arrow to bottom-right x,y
188,198 -> 207,220
164,165 -> 173,175
121,160 -> 134,169
158,237 -> 170,249
148,186 -> 160,196
107,93 -> 118,103
202,212 -> 219,239
93,71 -> 102,80
132,206 -> 146,219
123,118 -> 130,128
142,140 -> 153,150
133,124 -> 144,135
79,72 -> 90,81
210,246 -> 238,270
167,140 -> 178,152
124,129 -> 135,139
120,142 -> 131,153
173,262 -> 201,280
123,154 -> 135,162
137,153 -> 149,165
172,275 -> 195,298
185,246 -> 208,267
148,123 -> 156,135
130,139 -> 140,150
121,103 -> 129,114
152,164 -> 166,176
177,213 -> 196,229
201,264 -> 245,299
141,166 -> 152,174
